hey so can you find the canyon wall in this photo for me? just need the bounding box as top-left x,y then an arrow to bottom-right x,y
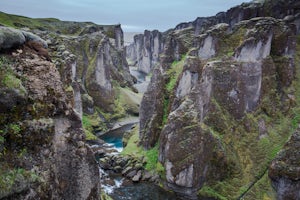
0,15 -> 136,199
127,0 -> 300,75
137,0 -> 300,199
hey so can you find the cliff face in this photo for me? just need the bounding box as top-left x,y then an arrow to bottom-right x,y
0,27 -> 100,199
127,0 -> 300,75
0,14 -> 135,199
138,1 -> 300,199
126,30 -> 163,73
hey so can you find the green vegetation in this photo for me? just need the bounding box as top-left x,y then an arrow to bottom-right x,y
100,192 -> 113,200
163,56 -> 186,124
122,126 -> 165,176
0,167 -> 40,196
82,113 -> 101,140
98,87 -> 142,122
199,185 -> 227,200
165,57 -> 186,93
0,55 -> 26,95
199,35 -> 300,199
0,11 -> 88,35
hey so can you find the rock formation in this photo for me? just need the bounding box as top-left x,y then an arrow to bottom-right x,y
127,0 -> 300,75
0,28 -> 100,199
126,30 -> 163,73
0,15 -> 136,199
137,0 -> 300,199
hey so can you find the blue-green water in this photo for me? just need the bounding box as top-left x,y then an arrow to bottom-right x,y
100,134 -> 123,149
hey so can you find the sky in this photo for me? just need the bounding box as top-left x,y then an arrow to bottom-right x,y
0,0 -> 251,32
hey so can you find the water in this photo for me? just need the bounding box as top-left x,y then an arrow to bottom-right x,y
110,182 -> 179,200
98,67 -> 175,199
100,134 -> 123,152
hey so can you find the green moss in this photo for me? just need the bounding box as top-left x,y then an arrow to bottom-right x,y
101,192 -> 113,200
198,185 -> 227,200
122,126 -> 165,176
82,114 -> 101,140
196,35 -> 300,198
121,126 -> 142,156
0,167 -> 40,195
0,56 -> 26,95
144,144 -> 159,171
97,87 -> 142,122
162,55 -> 186,125
165,56 -> 185,93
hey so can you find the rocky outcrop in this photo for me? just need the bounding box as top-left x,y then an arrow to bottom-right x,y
0,31 -> 100,199
269,130 -> 300,200
0,12 -> 136,127
139,66 -> 165,149
139,13 -> 298,199
127,0 -> 300,76
0,26 -> 47,50
126,30 -> 163,73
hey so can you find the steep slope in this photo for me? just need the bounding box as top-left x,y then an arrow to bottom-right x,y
0,12 -> 139,137
135,0 -> 300,199
0,28 -> 100,199
0,12 -> 138,199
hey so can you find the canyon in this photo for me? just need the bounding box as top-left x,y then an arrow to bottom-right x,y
0,0 -> 300,199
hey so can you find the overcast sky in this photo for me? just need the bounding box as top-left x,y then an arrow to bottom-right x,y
0,0 -> 251,32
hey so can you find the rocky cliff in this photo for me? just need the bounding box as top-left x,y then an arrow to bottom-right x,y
0,13 -> 137,199
0,27 -> 100,199
0,12 -> 139,134
127,0 -> 300,75
137,0 -> 300,199
126,30 -> 163,73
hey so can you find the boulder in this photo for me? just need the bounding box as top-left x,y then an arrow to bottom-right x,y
132,170 -> 142,182
0,27 -> 25,50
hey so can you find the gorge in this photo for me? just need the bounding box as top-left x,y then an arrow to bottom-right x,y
0,0 -> 300,199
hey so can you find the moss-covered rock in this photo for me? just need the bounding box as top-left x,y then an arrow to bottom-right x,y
0,31 -> 100,199
139,14 -> 299,199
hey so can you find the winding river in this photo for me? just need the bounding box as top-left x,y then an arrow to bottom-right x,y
95,66 -> 180,199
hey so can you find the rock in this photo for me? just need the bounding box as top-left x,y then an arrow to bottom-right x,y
150,174 -> 160,183
0,26 -> 26,50
122,166 -> 133,175
126,170 -> 137,179
132,170 -> 142,182
126,30 -> 163,74
134,163 -> 143,170
269,130 -> 300,200
142,171 -> 152,181
139,66 -> 165,149
139,9 -> 298,199
21,31 -> 48,48
113,166 -> 123,173
0,88 -> 27,112
0,48 -> 100,200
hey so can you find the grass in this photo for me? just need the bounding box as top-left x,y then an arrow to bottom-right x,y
199,185 -> 227,200
82,113 -> 101,140
162,55 -> 186,125
198,35 -> 300,199
165,56 -> 186,93
122,126 -> 165,175
0,56 -> 26,95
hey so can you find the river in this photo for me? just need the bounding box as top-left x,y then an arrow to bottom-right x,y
95,66 -> 181,199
